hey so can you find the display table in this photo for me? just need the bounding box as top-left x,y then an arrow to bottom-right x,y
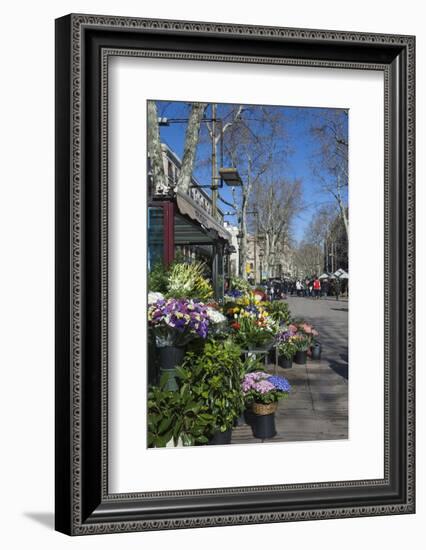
241,344 -> 278,374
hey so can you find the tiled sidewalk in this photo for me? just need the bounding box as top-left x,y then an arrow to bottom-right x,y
232,296 -> 348,444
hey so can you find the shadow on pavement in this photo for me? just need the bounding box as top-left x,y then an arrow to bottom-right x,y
328,354 -> 348,380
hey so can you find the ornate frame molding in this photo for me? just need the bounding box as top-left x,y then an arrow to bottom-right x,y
55,14 -> 415,535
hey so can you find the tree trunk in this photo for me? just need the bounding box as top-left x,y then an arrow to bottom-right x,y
147,101 -> 168,195
337,196 -> 349,242
177,103 -> 207,193
264,233 -> 271,281
239,190 -> 248,279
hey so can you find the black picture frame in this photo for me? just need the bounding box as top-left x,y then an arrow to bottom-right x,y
55,13 -> 415,535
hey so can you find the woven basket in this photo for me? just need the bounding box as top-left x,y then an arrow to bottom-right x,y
252,401 -> 277,416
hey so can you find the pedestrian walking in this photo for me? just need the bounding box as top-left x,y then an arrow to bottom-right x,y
313,276 -> 321,299
335,278 -> 341,301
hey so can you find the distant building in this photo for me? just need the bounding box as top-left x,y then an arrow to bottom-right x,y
246,233 -> 295,283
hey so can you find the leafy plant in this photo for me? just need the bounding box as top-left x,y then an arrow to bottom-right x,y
147,374 -> 215,447
242,353 -> 266,374
148,259 -> 213,302
176,339 -> 245,436
147,378 -> 180,447
229,276 -> 251,292
292,334 -> 310,352
166,261 -> 213,300
148,262 -> 169,294
264,300 -> 291,326
232,316 -> 274,349
278,340 -> 297,359
275,329 -> 297,359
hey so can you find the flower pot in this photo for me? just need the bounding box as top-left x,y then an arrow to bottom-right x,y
251,403 -> 277,439
294,350 -> 307,365
311,343 -> 322,360
243,408 -> 255,426
159,345 -> 186,391
278,355 -> 293,369
208,428 -> 232,445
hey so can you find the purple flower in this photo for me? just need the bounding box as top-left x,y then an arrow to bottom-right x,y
268,375 -> 291,393
148,298 -> 212,341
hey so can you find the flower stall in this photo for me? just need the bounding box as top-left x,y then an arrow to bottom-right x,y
147,272 -> 323,447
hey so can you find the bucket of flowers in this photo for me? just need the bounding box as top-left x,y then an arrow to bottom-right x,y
275,328 -> 298,368
242,371 -> 291,438
289,321 -> 320,363
232,316 -> 275,351
148,293 -> 227,389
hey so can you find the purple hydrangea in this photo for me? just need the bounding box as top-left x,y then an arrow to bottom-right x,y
242,372 -> 275,395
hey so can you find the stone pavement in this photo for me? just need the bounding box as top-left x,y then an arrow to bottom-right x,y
231,296 -> 348,444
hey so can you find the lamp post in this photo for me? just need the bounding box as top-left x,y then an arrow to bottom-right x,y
247,210 -> 259,283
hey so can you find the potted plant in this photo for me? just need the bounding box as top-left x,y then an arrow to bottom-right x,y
147,378 -> 216,447
292,334 -> 310,364
307,324 -> 321,360
242,372 -> 291,439
276,330 -> 297,368
165,260 -> 213,301
176,339 -> 245,445
148,296 -> 226,390
147,382 -> 180,447
264,300 -> 291,326
233,316 -> 274,351
311,339 -> 322,360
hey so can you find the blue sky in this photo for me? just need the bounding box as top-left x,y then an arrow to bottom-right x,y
155,101 -> 348,242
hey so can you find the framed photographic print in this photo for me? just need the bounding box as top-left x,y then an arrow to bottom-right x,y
55,14 -> 415,535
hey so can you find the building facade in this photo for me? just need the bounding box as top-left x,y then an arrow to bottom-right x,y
148,143 -> 232,299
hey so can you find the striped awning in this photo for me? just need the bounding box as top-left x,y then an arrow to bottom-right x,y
175,191 -> 231,242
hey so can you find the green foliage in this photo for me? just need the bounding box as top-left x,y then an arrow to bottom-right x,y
242,353 -> 266,374
147,339 -> 245,446
277,340 -> 297,360
166,261 -> 213,300
264,300 -> 291,325
147,375 -> 180,447
229,276 -> 251,292
147,373 -> 215,447
292,334 -> 310,352
148,262 -> 169,294
234,317 -> 273,349
176,339 -> 245,436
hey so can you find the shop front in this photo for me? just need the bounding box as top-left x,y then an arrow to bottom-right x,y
148,191 -> 231,301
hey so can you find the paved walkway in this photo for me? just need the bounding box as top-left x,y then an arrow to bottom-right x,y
231,296 -> 348,444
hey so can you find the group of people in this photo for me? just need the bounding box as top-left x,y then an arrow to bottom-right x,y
264,276 -> 343,300
292,277 -> 327,298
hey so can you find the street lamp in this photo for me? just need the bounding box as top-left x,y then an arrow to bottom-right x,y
218,167 -> 242,187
